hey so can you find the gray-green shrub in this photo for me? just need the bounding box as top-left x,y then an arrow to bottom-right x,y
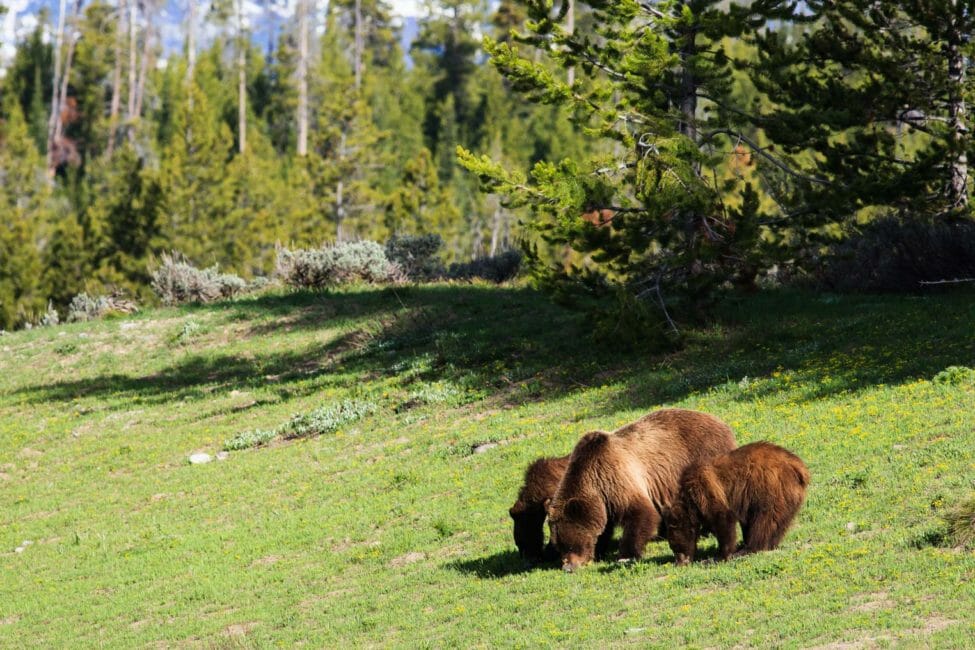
150,252 -> 246,305
275,242 -> 397,289
385,234 -> 444,281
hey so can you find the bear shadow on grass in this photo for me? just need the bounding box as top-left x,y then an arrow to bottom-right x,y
446,550 -> 543,579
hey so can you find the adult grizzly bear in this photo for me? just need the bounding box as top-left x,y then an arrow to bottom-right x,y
664,441 -> 809,565
510,455 -> 619,565
546,409 -> 736,572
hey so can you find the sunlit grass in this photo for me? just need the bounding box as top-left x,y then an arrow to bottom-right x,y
1,285 -> 973,646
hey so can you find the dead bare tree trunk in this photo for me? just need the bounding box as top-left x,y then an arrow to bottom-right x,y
236,0 -> 246,154
127,0 -> 137,121
336,130 -> 348,241
566,0 -> 575,86
134,1 -> 155,123
946,1 -> 969,212
354,0 -> 363,92
297,0 -> 309,156
106,0 -> 125,156
46,0 -> 69,174
54,9 -> 81,144
186,0 -> 196,88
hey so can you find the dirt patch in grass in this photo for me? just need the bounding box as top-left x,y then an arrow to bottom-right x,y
223,622 -> 259,638
849,591 -> 895,613
389,552 -> 426,567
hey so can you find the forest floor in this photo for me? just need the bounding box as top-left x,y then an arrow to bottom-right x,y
1,283 -> 974,647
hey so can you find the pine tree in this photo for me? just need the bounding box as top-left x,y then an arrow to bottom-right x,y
753,0 -> 975,222
308,1 -> 388,242
0,101 -> 53,328
83,143 -> 164,295
460,0 -> 792,329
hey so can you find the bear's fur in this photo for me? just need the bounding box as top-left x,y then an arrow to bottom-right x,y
664,441 -> 809,565
509,455 -> 570,563
546,409 -> 737,571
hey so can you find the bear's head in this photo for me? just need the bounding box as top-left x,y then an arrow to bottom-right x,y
547,496 -> 607,572
509,499 -> 547,564
663,499 -> 699,566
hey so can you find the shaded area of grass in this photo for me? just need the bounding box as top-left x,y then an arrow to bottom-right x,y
11,286 -> 975,414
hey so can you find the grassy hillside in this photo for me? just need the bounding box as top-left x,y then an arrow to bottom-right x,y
2,284 -> 974,647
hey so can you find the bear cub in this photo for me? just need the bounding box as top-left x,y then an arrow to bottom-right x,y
509,455 -> 570,564
665,441 -> 809,565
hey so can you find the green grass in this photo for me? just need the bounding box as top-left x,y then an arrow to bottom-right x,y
2,284 -> 974,647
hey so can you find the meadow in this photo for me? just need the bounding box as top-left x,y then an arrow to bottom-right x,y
1,284 -> 974,647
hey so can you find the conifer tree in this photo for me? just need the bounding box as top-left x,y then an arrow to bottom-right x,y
460,0 -> 791,327
0,101 -> 53,328
753,0 -> 975,222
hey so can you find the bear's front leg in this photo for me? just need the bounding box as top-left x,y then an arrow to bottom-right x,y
595,522 -> 614,560
711,511 -> 739,561
619,500 -> 659,560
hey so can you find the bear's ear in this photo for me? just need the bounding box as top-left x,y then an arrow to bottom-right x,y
576,431 -> 610,451
509,500 -> 526,518
564,497 -> 600,525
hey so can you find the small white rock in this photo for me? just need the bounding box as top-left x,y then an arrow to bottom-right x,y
14,547 -> 24,554
472,442 -> 498,454
22,540 -> 32,546
846,522 -> 857,532
216,451 -> 230,461
189,453 -> 213,465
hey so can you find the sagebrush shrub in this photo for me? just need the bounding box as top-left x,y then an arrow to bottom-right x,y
39,302 -> 60,327
446,250 -> 521,283
276,241 -> 398,289
67,292 -> 139,322
385,234 -> 445,281
150,252 -> 246,305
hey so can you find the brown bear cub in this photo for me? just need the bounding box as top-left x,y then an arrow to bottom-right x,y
664,441 -> 809,565
546,409 -> 737,572
509,455 -> 570,564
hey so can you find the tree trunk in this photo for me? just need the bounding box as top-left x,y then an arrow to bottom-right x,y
134,2 -> 155,123
336,131 -> 347,240
297,0 -> 309,156
127,0 -> 138,120
54,10 -> 80,145
354,0 -> 363,92
107,0 -> 124,156
187,0 -> 196,89
489,198 -> 502,256
566,0 -> 575,86
46,0 -> 68,174
237,0 -> 247,154
946,2 -> 969,212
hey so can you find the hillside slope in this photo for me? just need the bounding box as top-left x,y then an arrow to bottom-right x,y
1,285 -> 974,646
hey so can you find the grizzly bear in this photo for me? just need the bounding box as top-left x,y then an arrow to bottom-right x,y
664,441 -> 809,565
509,455 -> 570,564
546,409 -> 737,572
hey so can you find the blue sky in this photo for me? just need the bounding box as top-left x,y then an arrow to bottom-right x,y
2,0 -> 425,64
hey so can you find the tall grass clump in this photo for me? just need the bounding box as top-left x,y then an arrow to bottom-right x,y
944,494 -> 975,549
